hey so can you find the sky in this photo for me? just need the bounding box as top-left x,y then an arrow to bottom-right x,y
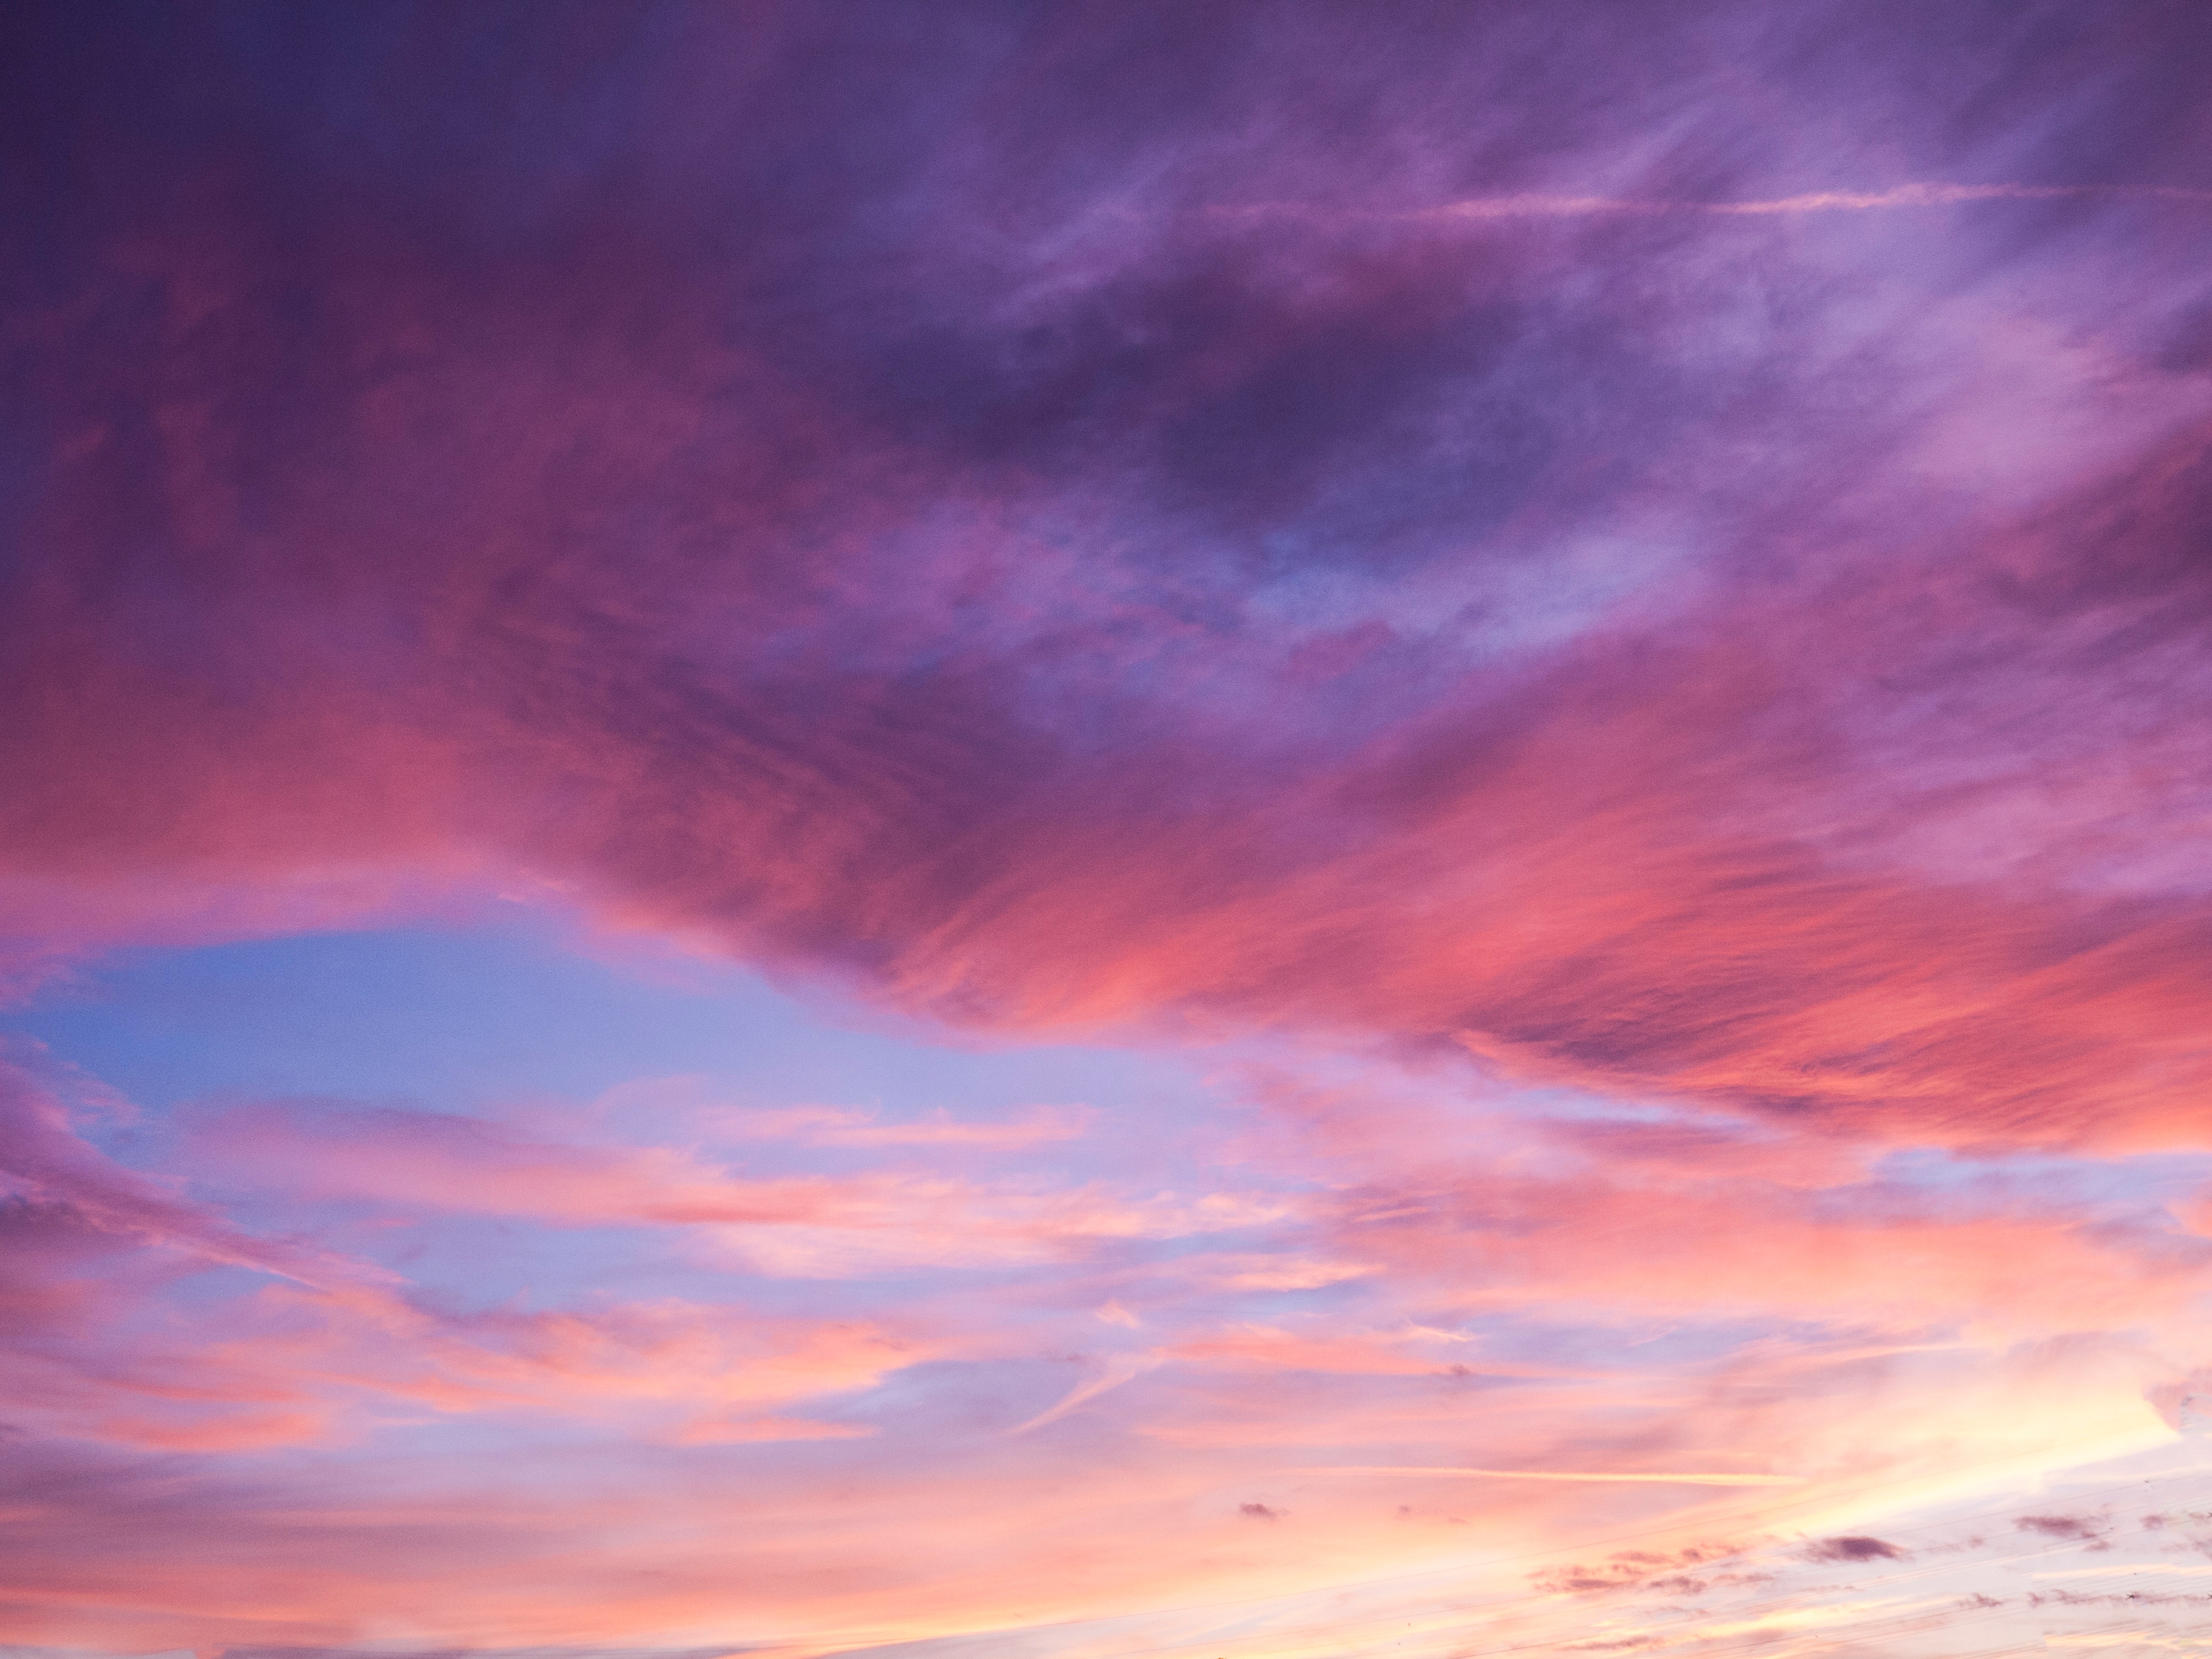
4,3 -> 2212,1656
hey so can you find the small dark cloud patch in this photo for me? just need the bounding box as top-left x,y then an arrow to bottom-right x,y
1238,1502 -> 1281,1520
1806,1535 -> 1905,1563
1547,1574 -> 1626,1594
2018,1514 -> 2100,1540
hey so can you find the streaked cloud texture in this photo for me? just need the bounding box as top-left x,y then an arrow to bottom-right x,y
4,4 -> 2211,1655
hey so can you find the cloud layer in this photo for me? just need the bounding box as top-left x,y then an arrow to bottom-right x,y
4,2 -> 2212,1654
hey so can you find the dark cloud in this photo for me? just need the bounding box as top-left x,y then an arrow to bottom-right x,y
1806,1535 -> 1905,1562
10,0 -> 2208,1148
2016,1514 -> 2102,1540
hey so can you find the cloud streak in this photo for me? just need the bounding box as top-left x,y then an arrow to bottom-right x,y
1222,179 -> 2212,227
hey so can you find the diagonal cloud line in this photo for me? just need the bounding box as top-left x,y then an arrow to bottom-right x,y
1213,180 -> 2212,226
1008,1350 -> 1165,1436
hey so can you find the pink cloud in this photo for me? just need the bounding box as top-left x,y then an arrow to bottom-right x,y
1,1062 -> 927,1453
182,1098 -> 1284,1273
706,1102 -> 1094,1149
6,75 -> 2209,1159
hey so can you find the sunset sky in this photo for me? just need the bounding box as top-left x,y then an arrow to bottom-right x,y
5,6 -> 2212,1657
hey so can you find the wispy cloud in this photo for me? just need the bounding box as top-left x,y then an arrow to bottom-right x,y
1216,180 -> 2212,227
1304,1467 -> 1808,1485
1009,1350 -> 1166,1434
707,1102 -> 1094,1149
